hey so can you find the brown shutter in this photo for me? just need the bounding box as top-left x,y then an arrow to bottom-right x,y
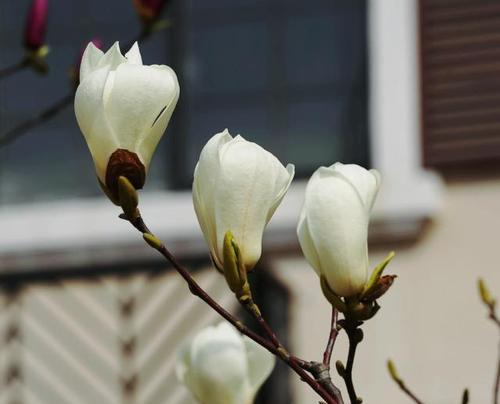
420,0 -> 500,168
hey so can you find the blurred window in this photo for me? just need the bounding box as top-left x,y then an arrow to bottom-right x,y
171,0 -> 369,187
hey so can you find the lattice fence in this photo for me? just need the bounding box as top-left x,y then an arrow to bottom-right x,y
0,267 -> 242,404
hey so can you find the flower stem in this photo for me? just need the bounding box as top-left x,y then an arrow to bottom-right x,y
127,213 -> 339,404
323,307 -> 339,366
494,339 -> 499,404
340,320 -> 363,404
483,294 -> 500,404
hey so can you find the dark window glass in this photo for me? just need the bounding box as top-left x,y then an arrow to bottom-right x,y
0,0 -> 368,203
170,0 -> 369,187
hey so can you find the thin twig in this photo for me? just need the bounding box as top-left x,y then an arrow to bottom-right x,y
387,360 -> 425,404
244,302 -> 284,350
323,307 -> 339,366
345,331 -> 359,403
392,376 -> 425,404
339,321 -> 364,404
490,311 -> 500,404
128,214 -> 339,404
0,93 -> 73,147
494,340 -> 499,404
484,297 -> 500,404
0,60 -> 27,80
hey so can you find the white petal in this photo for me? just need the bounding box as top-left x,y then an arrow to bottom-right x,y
297,211 -> 322,277
331,163 -> 380,211
103,63 -> 179,168
74,67 -> 118,183
243,336 -> 275,397
189,323 -> 250,404
213,138 -> 292,269
124,42 -> 143,65
265,162 -> 295,223
304,167 -> 370,296
192,130 -> 233,267
96,41 -> 127,72
79,42 -> 104,83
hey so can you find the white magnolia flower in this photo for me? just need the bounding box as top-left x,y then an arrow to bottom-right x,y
193,130 -> 294,271
297,163 -> 381,297
74,41 -> 179,198
176,322 -> 275,404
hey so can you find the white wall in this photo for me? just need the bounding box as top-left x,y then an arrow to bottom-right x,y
275,178 -> 500,404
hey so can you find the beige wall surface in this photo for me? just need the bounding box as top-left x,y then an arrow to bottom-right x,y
275,178 -> 500,404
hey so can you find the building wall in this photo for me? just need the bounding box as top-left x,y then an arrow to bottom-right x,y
275,177 -> 500,404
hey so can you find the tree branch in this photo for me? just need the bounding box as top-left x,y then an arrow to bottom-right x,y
0,93 -> 73,147
0,60 -> 27,81
387,359 -> 426,404
344,326 -> 361,404
324,307 -> 339,366
127,213 -> 339,404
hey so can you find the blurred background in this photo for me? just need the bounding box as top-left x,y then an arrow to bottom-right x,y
0,0 -> 499,403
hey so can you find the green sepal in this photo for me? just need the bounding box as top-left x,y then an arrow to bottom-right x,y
223,231 -> 253,301
361,251 -> 395,299
320,276 -> 347,313
118,176 -> 139,220
223,231 -> 242,294
361,275 -> 397,302
478,278 -> 495,308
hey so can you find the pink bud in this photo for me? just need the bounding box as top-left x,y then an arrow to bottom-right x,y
133,0 -> 169,23
24,0 -> 49,51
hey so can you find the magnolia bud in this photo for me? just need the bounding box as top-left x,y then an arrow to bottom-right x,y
193,130 -> 294,272
297,163 -> 380,297
24,0 -> 48,51
176,322 -> 275,404
74,41 -> 179,201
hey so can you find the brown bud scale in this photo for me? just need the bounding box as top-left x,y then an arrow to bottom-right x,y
106,149 -> 146,199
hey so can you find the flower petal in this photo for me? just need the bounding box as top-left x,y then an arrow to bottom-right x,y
96,41 -> 127,71
103,63 -> 179,168
192,130 -> 233,268
79,42 -> 104,83
297,211 -> 322,277
330,163 -> 380,211
189,323 -> 250,404
124,42 -> 143,65
303,166 -> 370,296
213,136 -> 292,269
74,67 -> 118,183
